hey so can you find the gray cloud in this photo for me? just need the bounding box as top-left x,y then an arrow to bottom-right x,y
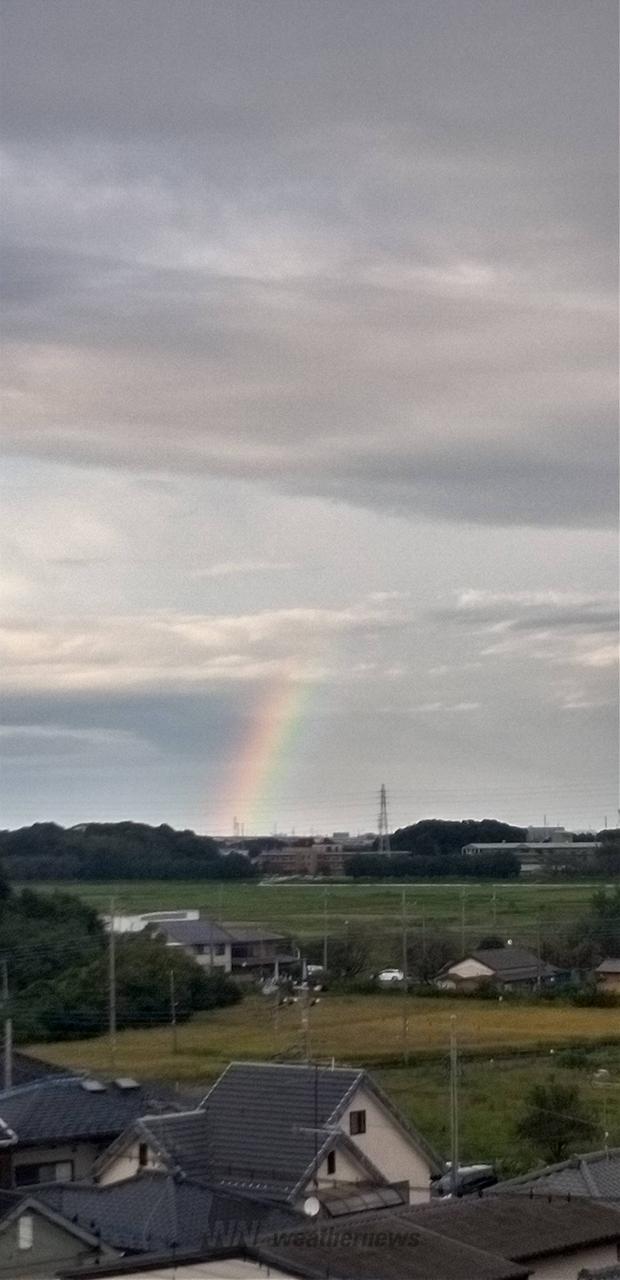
1,1 -> 617,527
0,2 -> 617,830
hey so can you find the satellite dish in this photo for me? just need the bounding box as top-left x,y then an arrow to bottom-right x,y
303,1196 -> 321,1218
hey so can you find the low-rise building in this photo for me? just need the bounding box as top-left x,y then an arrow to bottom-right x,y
145,919 -> 298,976
435,946 -> 560,992
492,1146 -> 620,1204
0,1076 -> 182,1189
0,1189 -> 117,1278
94,1062 -> 443,1206
462,839 -> 598,875
595,959 -> 620,993
102,910 -> 200,934
63,1195 -> 620,1280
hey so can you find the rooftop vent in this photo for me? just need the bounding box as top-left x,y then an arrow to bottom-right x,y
80,1079 -> 106,1093
114,1077 -> 140,1090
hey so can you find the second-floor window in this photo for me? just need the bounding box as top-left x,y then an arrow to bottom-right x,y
326,1151 -> 336,1175
349,1109 -> 366,1136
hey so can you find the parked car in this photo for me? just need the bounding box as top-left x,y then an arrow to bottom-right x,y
434,1163 -> 497,1197
377,968 -> 404,984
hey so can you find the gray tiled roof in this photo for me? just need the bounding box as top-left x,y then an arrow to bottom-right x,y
492,1147 -> 620,1204
113,1062 -> 441,1202
0,1076 -> 180,1147
134,1066 -> 364,1199
403,1194 -> 620,1262
469,947 -> 558,980
37,1170 -> 297,1253
0,1048 -> 67,1087
151,919 -> 285,946
596,958 -> 620,974
255,1207 -> 530,1280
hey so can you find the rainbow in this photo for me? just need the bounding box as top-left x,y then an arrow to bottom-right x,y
224,675 -> 308,835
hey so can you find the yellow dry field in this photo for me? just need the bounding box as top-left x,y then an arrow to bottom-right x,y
29,994 -> 620,1083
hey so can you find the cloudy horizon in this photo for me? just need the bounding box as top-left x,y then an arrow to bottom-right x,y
1,0 -> 617,835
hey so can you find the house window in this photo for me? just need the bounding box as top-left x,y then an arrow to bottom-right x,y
215,944 -> 226,955
349,1110 -> 366,1136
138,1143 -> 148,1167
18,1215 -> 34,1250
327,1151 -> 336,1175
14,1160 -> 74,1187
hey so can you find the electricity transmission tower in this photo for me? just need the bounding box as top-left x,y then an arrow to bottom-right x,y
378,783 -> 391,856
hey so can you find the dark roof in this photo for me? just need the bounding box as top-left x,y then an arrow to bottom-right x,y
98,1062 -> 442,1200
446,947 -> 558,981
0,1076 -> 181,1147
492,1147 -> 620,1203
199,1062 -> 441,1199
403,1194 -> 620,1262
0,1048 -> 67,1087
0,1189 -> 118,1259
37,1170 -> 297,1253
579,1267 -> 620,1280
151,919 -> 285,946
255,1208 -> 530,1280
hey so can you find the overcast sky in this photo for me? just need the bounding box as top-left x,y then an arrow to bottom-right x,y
1,0 -> 617,835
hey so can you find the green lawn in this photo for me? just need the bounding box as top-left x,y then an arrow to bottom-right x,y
22,878 -> 601,959
28,993 -> 620,1171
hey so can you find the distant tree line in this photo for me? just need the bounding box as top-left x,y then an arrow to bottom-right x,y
0,868 -> 241,1043
348,819 -> 526,879
0,822 -> 257,881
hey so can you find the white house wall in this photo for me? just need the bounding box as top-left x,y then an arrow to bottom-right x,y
97,1140 -> 163,1185
446,958 -> 494,980
339,1085 -> 433,1202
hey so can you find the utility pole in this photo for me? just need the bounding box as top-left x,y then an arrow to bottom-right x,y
449,1016 -> 459,1195
169,969 -> 178,1054
322,888 -> 329,973
1,960 -> 12,1091
108,898 -> 117,1074
300,959 -> 311,1061
401,888 -> 409,1064
492,887 -> 497,929
460,887 -> 466,954
378,784 -> 391,857
535,913 -> 542,989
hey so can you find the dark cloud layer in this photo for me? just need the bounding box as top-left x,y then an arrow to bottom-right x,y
2,0 -> 617,527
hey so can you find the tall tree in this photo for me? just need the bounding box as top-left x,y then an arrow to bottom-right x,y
515,1080 -> 598,1163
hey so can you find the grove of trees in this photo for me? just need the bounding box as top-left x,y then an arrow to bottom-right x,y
0,822 -> 256,881
0,870 -> 241,1043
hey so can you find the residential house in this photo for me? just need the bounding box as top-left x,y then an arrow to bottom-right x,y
596,960 -> 620,994
0,1189 -> 117,1278
36,1169 -> 297,1256
491,1146 -> 620,1204
145,919 -> 298,977
62,1197 -> 620,1280
402,1194 -> 620,1280
435,946 -> 560,992
0,1076 -> 182,1188
103,910 -> 199,935
95,1062 -> 443,1205
61,1231 -> 530,1280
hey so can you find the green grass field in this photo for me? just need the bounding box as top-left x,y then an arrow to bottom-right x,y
23,878 -> 602,957
29,993 -> 620,1170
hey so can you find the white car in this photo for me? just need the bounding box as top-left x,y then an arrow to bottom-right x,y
377,968 -> 404,983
